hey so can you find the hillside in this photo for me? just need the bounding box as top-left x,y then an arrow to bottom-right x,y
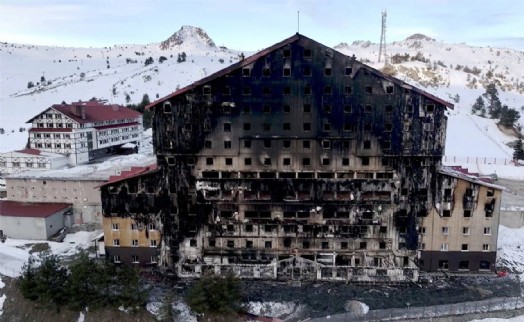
1,26 -> 523,177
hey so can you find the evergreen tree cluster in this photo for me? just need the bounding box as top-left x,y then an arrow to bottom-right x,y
18,251 -> 147,312
471,83 -> 521,127
127,94 -> 153,129
177,52 -> 187,63
514,139 -> 524,161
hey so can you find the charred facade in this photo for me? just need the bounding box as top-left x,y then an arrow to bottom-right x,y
102,34 -> 458,282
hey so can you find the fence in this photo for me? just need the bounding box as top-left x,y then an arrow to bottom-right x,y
443,155 -> 512,165
308,296 -> 524,322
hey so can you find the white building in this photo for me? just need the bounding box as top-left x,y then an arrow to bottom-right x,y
0,200 -> 71,240
26,101 -> 143,165
0,148 -> 69,177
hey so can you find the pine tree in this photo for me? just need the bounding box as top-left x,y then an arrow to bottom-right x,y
514,139 -> 524,161
471,96 -> 485,116
500,106 -> 521,127
483,83 -> 502,118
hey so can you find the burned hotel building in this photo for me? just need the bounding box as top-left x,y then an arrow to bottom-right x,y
101,34 -> 501,282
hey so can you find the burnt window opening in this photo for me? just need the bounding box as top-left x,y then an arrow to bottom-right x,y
345,67 -> 353,75
303,123 -> 311,132
224,140 -> 232,149
426,104 -> 435,113
385,105 -> 393,113
263,67 -> 270,77
246,240 -> 253,248
379,241 -> 386,249
487,189 -> 495,197
382,140 -> 391,150
322,242 -> 329,249
344,105 -> 352,113
365,105 -> 373,113
303,104 -> 311,113
485,199 -> 495,217
439,260 -> 449,269
322,140 -> 331,149
345,86 -> 352,95
204,140 -> 212,149
443,210 -> 451,217
365,86 -> 373,94
302,158 -> 311,166
364,123 -> 372,132
163,103 -> 172,113
283,68 -> 291,77
243,123 -> 251,131
342,141 -> 351,149
223,86 -> 231,95
206,157 -> 214,166
304,86 -> 312,95
227,240 -> 235,248
401,188 -> 408,196
406,104 -> 414,113
283,86 -> 291,95
459,260 -> 469,270
323,105 -> 332,113
324,86 -> 332,95
303,241 -> 310,249
341,242 -> 348,249
265,241 -> 272,249
283,140 -> 291,149
283,48 -> 291,58
360,242 -> 367,249
242,68 -> 251,77
303,140 -> 311,149
363,140 -> 371,149
243,106 -> 251,114
245,224 -> 254,232
223,122 -> 231,132
324,68 -> 332,76
209,239 -> 216,247
325,49 -> 333,58
244,158 -> 252,166
303,66 -> 312,76
304,49 -> 312,58
242,86 -> 251,95
283,122 -> 291,131
283,158 -> 291,166
263,139 -> 271,148
379,226 -> 387,234
361,157 -> 370,166
190,239 -> 197,247
263,105 -> 271,114
386,86 -> 394,94
203,85 -> 211,95
283,105 -> 291,113
343,123 -> 354,132
464,210 -> 472,218
263,87 -> 271,96
323,123 -> 332,132
223,105 -> 231,114
243,140 -> 252,149
322,158 -> 331,166
381,158 -> 389,166
225,158 -> 233,166
342,158 -> 350,166
263,123 -> 271,131
461,244 -> 469,251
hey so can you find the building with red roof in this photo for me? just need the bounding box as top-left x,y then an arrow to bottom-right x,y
26,100 -> 143,165
0,200 -> 71,239
0,148 -> 68,177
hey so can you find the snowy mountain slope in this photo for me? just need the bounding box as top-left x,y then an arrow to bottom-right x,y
1,26 -> 523,176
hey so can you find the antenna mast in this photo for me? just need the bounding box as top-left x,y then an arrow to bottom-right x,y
297,11 -> 300,33
378,10 -> 387,63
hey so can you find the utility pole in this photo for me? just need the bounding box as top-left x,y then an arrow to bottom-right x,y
378,10 -> 387,63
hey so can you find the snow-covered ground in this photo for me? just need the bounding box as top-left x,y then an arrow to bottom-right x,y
471,316 -> 524,322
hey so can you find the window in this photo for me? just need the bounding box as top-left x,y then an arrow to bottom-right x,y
131,223 -> 138,230
283,123 -> 291,131
113,255 -> 121,263
148,223 -> 156,230
283,105 -> 291,113
303,241 -> 310,249
262,67 -> 270,77
263,87 -> 271,96
283,86 -> 291,95
443,210 -> 451,217
321,140 -> 331,149
323,123 -> 331,132
462,227 -> 470,235
283,140 -> 291,149
361,157 -> 370,166
243,140 -> 252,149
303,123 -> 311,131
150,240 -> 157,247
461,243 -> 469,251
263,158 -> 271,166
364,105 -> 372,113
426,104 -> 435,113
283,158 -> 291,166
113,239 -> 120,246
243,123 -> 251,131
112,223 -> 119,230
442,226 -> 449,235
224,140 -> 232,149
131,255 -> 139,263
363,140 -> 371,149
25,162 -> 33,168
227,240 -> 235,248
223,86 -> 231,95
303,66 -> 312,76
302,158 -> 311,166
283,67 -> 291,77
482,244 -> 490,251
265,241 -> 272,249
304,86 -> 311,95
12,162 -> 20,167
484,227 -> 491,235
386,86 -> 394,94
304,49 -> 312,58
464,210 -> 472,217
360,242 -> 367,249
365,86 -> 373,94
324,86 -> 332,95
283,48 -> 291,58
223,122 -> 231,132
302,140 -> 311,149
440,243 -> 448,251
345,67 -> 353,75
244,158 -> 252,166
206,157 -> 214,165
324,68 -> 332,76
242,67 -> 251,77
303,104 -> 311,113
190,239 -> 197,247
132,239 -> 139,246
322,241 -> 329,249
342,158 -> 350,166
246,240 -> 253,248
322,158 -> 330,166
225,158 -> 233,166
243,106 -> 251,114
203,85 -> 211,95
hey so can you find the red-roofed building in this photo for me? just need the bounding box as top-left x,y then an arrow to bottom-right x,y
0,200 -> 71,239
26,100 -> 143,165
0,148 -> 68,176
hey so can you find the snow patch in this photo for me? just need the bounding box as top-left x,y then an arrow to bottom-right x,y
497,225 -> 524,273
247,301 -> 300,318
76,311 -> 85,322
0,293 -> 6,316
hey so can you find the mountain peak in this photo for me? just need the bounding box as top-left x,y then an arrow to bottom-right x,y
160,25 -> 216,50
405,33 -> 435,42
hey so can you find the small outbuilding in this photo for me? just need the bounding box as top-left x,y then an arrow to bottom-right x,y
0,200 -> 71,240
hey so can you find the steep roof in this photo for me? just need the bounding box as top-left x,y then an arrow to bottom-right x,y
0,200 -> 71,218
27,101 -> 142,124
439,166 -> 505,191
146,33 -> 453,110
97,164 -> 159,188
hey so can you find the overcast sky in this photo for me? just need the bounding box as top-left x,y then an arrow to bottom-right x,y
0,0 -> 523,51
